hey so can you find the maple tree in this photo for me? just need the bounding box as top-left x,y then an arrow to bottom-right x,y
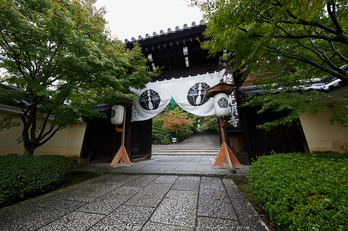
192,0 -> 348,130
152,102 -> 218,143
0,0 -> 152,155
160,108 -> 194,142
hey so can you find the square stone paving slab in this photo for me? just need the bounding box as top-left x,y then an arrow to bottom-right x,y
158,164 -> 178,171
38,211 -> 105,231
196,165 -> 218,172
143,221 -> 194,231
150,189 -> 198,228
172,176 -> 200,191
198,188 -> 237,220
0,199 -> 85,231
121,175 -> 158,187
187,158 -> 201,163
78,186 -> 140,214
89,205 -> 154,231
153,175 -> 179,184
173,165 -> 198,172
125,182 -> 172,207
86,174 -> 136,186
199,158 -> 215,165
200,176 -> 225,190
67,185 -> 117,202
196,217 -> 242,230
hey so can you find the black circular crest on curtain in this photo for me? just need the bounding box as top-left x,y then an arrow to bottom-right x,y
139,89 -> 161,110
187,82 -> 210,106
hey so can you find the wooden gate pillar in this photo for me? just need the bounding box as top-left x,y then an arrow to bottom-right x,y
108,106 -> 132,169
213,117 -> 243,171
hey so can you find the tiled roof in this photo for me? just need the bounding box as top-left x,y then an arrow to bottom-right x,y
241,78 -> 344,97
124,20 -> 204,44
241,65 -> 348,96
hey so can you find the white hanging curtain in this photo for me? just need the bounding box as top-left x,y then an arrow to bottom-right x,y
131,70 -> 225,122
131,79 -> 172,122
172,71 -> 222,116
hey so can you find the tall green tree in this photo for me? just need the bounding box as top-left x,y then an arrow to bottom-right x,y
192,0 -> 348,130
0,0 -> 153,155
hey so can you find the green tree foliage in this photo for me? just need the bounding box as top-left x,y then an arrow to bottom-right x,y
0,0 -> 153,155
192,0 -> 348,130
152,115 -> 166,141
152,101 -> 218,143
164,101 -> 218,133
161,107 -> 194,142
197,115 -> 219,133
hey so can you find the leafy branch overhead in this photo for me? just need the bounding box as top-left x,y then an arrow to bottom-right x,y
0,0 -> 154,155
193,0 -> 348,129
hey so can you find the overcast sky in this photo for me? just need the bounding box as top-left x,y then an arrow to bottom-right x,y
93,0 -> 203,42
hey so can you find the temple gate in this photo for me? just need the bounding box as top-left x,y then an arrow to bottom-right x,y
80,22 -> 308,164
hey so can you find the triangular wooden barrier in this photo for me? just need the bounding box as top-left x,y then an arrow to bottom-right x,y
108,145 -> 132,169
108,107 -> 132,169
213,142 -> 243,170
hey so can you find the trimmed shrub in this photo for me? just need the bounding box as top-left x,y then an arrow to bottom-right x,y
0,155 -> 75,207
248,152 -> 348,230
161,139 -> 171,145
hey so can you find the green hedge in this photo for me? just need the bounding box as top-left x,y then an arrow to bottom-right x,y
161,139 -> 171,145
248,152 -> 348,231
0,155 -> 75,207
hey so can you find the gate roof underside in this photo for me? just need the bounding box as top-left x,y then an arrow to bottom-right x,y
126,23 -> 223,81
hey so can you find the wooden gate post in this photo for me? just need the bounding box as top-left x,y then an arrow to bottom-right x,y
213,117 -> 243,171
205,82 -> 243,171
108,107 -> 132,169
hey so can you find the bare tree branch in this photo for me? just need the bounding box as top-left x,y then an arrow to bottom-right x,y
38,124 -> 65,147
326,1 -> 343,35
329,41 -> 348,63
267,45 -> 348,82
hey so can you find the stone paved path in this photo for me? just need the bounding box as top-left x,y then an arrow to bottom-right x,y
152,139 -> 221,156
0,133 -> 268,230
0,174 -> 268,230
77,156 -> 248,175
152,132 -> 221,151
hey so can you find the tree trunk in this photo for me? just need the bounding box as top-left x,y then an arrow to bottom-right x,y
23,147 -> 35,156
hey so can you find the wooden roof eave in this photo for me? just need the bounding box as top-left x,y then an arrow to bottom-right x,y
205,82 -> 238,98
